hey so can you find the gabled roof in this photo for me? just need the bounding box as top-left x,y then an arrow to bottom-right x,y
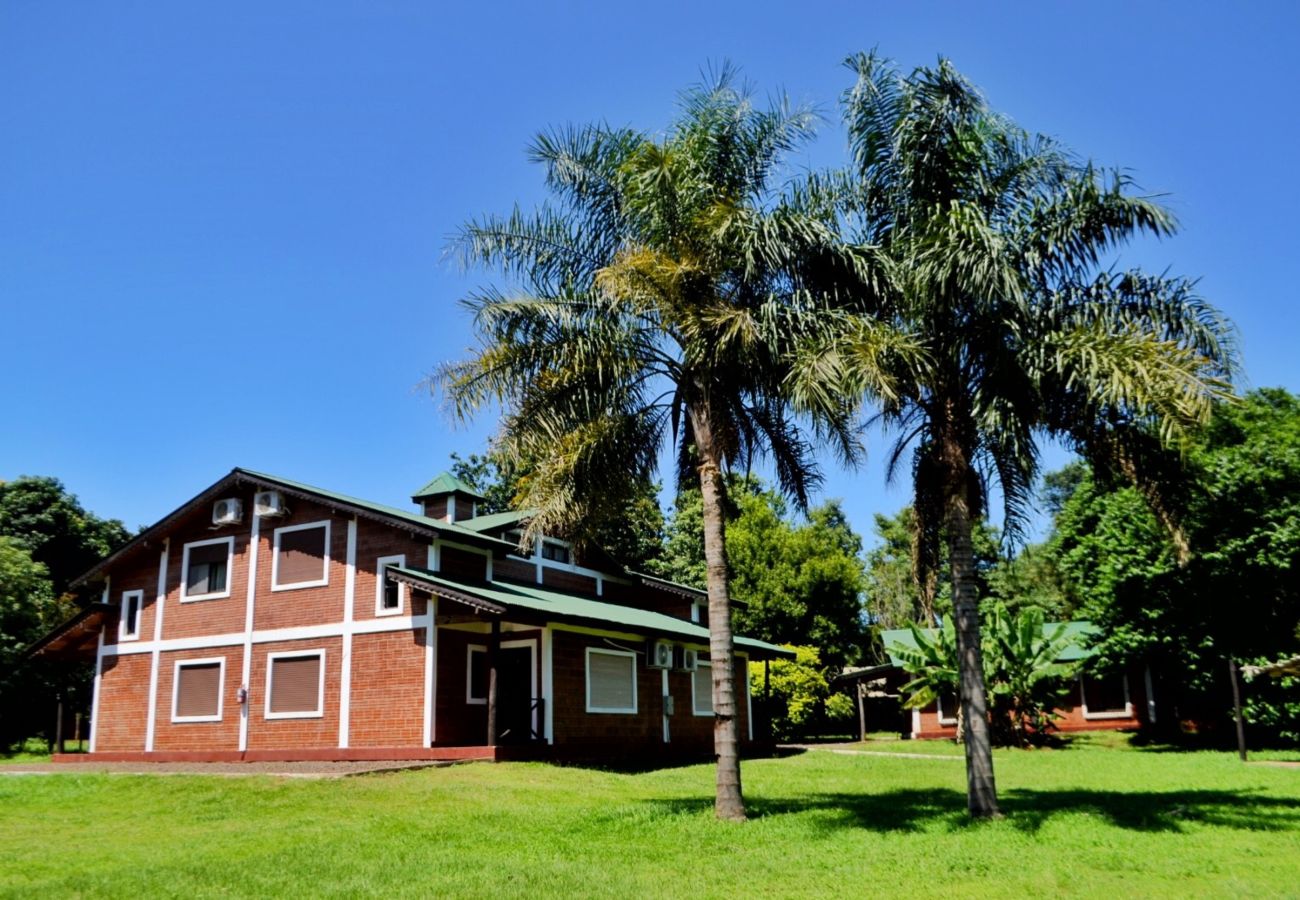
70,468 -> 515,588
388,565 -> 793,660
412,472 -> 486,501
880,621 -> 1098,668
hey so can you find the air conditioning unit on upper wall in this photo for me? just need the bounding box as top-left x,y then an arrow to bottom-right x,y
254,490 -> 287,517
212,498 -> 243,526
647,640 -> 674,669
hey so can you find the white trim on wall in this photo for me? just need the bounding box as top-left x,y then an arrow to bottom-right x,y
144,540 -> 169,752
89,617 -> 105,753
171,656 -> 226,723
339,518 -> 357,749
375,554 -> 406,617
423,598 -> 436,746
118,589 -> 144,642
540,627 -> 554,745
264,649 -> 327,720
180,536 -> 235,602
584,646 -> 638,714
238,511 -> 260,752
270,520 -> 331,591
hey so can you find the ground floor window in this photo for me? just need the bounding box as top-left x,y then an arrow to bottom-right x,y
692,661 -> 713,716
936,690 -> 959,726
265,650 -> 326,719
466,645 -> 487,704
1081,672 -> 1130,719
172,658 -> 224,722
585,647 -> 636,714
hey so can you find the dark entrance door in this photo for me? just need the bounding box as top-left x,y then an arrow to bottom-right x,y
495,645 -> 535,744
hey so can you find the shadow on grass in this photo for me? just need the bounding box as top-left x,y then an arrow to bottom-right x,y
553,746 -> 807,775
644,786 -> 1300,834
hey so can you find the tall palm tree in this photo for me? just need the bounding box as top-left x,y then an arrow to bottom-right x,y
821,53 -> 1238,817
437,68 -> 882,821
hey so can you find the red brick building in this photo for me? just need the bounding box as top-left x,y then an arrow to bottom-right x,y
32,468 -> 790,763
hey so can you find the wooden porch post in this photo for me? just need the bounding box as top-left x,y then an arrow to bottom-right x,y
763,660 -> 771,740
1229,658 -> 1247,762
55,693 -> 64,754
486,618 -> 500,746
856,682 -> 867,743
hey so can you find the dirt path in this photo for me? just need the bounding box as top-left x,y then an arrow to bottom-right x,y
782,743 -> 962,761
0,759 -> 454,778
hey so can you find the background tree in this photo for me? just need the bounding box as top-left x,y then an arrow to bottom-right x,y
748,645 -> 854,741
651,476 -> 869,668
437,69 -> 872,820
820,53 -> 1238,816
1050,388 -> 1300,744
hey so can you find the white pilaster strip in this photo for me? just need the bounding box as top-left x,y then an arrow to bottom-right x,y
540,626 -> 554,745
144,539 -> 169,751
338,517 -> 357,748
88,616 -> 105,754
423,599 -> 437,746
238,513 -> 260,752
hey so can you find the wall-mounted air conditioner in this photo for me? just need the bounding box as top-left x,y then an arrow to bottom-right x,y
212,498 -> 243,526
678,648 -> 700,672
254,490 -> 287,517
646,640 -> 674,669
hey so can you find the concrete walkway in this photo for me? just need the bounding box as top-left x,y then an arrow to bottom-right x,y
0,759 -> 454,778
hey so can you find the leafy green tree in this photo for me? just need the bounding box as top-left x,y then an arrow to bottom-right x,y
748,645 -> 853,740
0,476 -> 131,597
653,477 -> 868,668
0,538 -> 57,674
1051,389 -> 1300,742
818,53 -> 1237,815
437,69 -> 869,820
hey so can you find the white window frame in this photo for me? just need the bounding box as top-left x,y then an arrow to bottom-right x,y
466,644 -> 487,705
375,554 -> 406,617
118,589 -> 144,641
271,520 -> 331,591
1081,673 -> 1132,720
935,692 -> 959,726
264,648 -> 327,720
585,647 -> 637,714
171,656 -> 226,723
691,660 -> 714,716
180,536 -> 235,602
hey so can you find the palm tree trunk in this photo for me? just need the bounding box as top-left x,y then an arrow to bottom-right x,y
943,441 -> 1001,818
690,400 -> 746,822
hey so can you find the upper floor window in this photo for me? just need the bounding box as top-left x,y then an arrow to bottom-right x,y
181,537 -> 234,602
119,589 -> 143,641
272,521 -> 330,591
541,541 -> 570,564
376,554 -> 406,616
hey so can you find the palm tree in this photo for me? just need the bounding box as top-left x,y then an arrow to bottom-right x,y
437,68 -> 880,821
822,53 -> 1238,817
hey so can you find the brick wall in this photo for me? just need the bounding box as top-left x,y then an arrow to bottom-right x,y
151,646 -> 244,752
245,637 -> 343,750
93,653 -> 152,751
349,630 -> 427,747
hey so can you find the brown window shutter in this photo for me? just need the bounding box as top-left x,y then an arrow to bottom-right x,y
176,663 -> 221,718
270,654 -> 322,714
587,652 -> 635,710
277,527 -> 327,585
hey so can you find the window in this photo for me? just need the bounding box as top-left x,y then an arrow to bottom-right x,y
692,661 -> 713,716
375,554 -> 406,616
692,601 -> 709,629
272,521 -> 330,590
181,537 -> 234,601
265,650 -> 326,719
585,648 -> 637,714
172,658 -> 225,722
541,541 -> 570,564
936,690 -> 959,726
466,645 -> 487,704
119,589 -> 143,641
1081,673 -> 1131,719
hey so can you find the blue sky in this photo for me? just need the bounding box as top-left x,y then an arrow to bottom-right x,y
2,1 -> 1297,548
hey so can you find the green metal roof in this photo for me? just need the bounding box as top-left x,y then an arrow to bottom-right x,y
390,565 -> 793,660
880,620 -> 1098,667
234,469 -> 511,549
458,509 -> 534,533
411,471 -> 486,500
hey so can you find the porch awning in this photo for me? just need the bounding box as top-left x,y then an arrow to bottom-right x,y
24,604 -> 116,661
387,566 -> 794,660
1242,656 -> 1300,680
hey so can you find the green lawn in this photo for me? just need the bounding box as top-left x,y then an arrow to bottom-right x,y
2,740 -> 1298,898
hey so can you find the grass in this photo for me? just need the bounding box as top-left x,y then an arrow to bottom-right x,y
1,739 -> 1298,898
